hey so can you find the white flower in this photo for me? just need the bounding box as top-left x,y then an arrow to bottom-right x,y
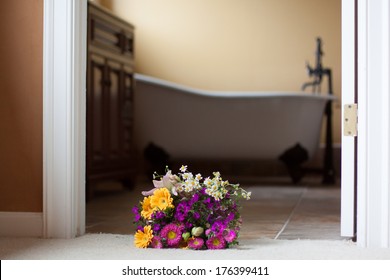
182,172 -> 194,181
180,165 -> 187,172
204,177 -> 212,187
194,181 -> 202,190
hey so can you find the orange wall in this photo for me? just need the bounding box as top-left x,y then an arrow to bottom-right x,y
0,0 -> 43,212
98,0 -> 341,144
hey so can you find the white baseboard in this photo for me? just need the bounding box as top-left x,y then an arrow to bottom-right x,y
0,212 -> 43,237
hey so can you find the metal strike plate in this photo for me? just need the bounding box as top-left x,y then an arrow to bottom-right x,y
344,104 -> 358,137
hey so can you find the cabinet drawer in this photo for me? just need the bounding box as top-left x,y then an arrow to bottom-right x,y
88,4 -> 134,59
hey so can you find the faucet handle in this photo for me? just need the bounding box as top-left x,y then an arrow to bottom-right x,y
305,61 -> 313,76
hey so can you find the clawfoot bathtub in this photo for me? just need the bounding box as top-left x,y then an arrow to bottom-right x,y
133,74 -> 334,181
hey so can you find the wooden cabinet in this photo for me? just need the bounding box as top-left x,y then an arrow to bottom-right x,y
87,2 -> 136,198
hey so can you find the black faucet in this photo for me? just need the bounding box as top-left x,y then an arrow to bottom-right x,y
302,37 -> 336,185
301,37 -> 331,93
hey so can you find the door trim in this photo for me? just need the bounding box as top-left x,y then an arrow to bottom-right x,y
43,0 -> 87,238
341,0 -> 357,238
356,0 -> 390,247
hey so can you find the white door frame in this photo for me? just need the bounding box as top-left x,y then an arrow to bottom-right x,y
355,0 -> 390,248
43,0 -> 87,238
43,0 -> 390,246
341,0 -> 357,238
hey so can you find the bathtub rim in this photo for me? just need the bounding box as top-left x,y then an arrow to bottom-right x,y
134,73 -> 337,100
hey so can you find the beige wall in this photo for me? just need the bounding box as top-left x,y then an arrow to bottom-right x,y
0,0 -> 43,212
0,0 -> 340,214
100,0 -> 341,144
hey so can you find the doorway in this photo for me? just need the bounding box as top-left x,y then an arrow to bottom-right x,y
44,0 -> 390,247
87,0 -> 339,241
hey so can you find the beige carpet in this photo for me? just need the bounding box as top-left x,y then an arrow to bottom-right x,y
1,233 -> 390,260
3,180 -> 390,260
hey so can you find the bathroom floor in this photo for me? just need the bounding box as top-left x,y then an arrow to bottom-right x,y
86,175 -> 346,241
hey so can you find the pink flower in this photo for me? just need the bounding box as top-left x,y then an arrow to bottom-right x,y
223,229 -> 237,243
206,235 -> 226,249
188,237 -> 204,250
150,236 -> 163,249
160,224 -> 182,247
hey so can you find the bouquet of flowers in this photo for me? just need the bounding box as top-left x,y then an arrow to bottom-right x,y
132,165 -> 251,250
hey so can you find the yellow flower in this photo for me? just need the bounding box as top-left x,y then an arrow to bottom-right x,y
150,188 -> 174,211
141,196 -> 154,219
134,225 -> 153,248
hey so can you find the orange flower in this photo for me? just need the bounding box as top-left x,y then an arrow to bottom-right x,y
134,225 -> 153,248
141,196 -> 154,219
150,188 -> 174,211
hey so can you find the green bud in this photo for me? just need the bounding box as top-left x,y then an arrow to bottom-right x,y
182,232 -> 191,241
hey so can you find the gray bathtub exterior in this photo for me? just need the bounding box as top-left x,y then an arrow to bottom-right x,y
134,74 -> 334,162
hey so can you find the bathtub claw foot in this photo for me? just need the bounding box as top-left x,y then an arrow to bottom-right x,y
278,143 -> 309,184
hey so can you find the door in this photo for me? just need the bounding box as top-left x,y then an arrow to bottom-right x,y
342,0 -> 390,247
341,0 -> 357,238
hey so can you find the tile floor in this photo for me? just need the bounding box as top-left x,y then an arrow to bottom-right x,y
86,175 -> 347,241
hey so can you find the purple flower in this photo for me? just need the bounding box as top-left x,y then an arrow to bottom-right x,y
213,201 -> 221,209
190,193 -> 200,204
203,197 -> 211,206
206,234 -> 226,249
193,212 -> 201,220
175,202 -> 190,222
151,236 -> 163,249
160,224 -> 182,247
188,237 -> 204,250
226,212 -> 235,223
152,211 -> 166,220
132,206 -> 141,222
211,221 -> 227,235
136,225 -> 144,231
153,223 -> 161,232
223,229 -> 237,243
178,224 -> 186,232
185,222 -> 193,229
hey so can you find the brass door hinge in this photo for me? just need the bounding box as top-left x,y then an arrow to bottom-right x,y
344,104 -> 358,137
